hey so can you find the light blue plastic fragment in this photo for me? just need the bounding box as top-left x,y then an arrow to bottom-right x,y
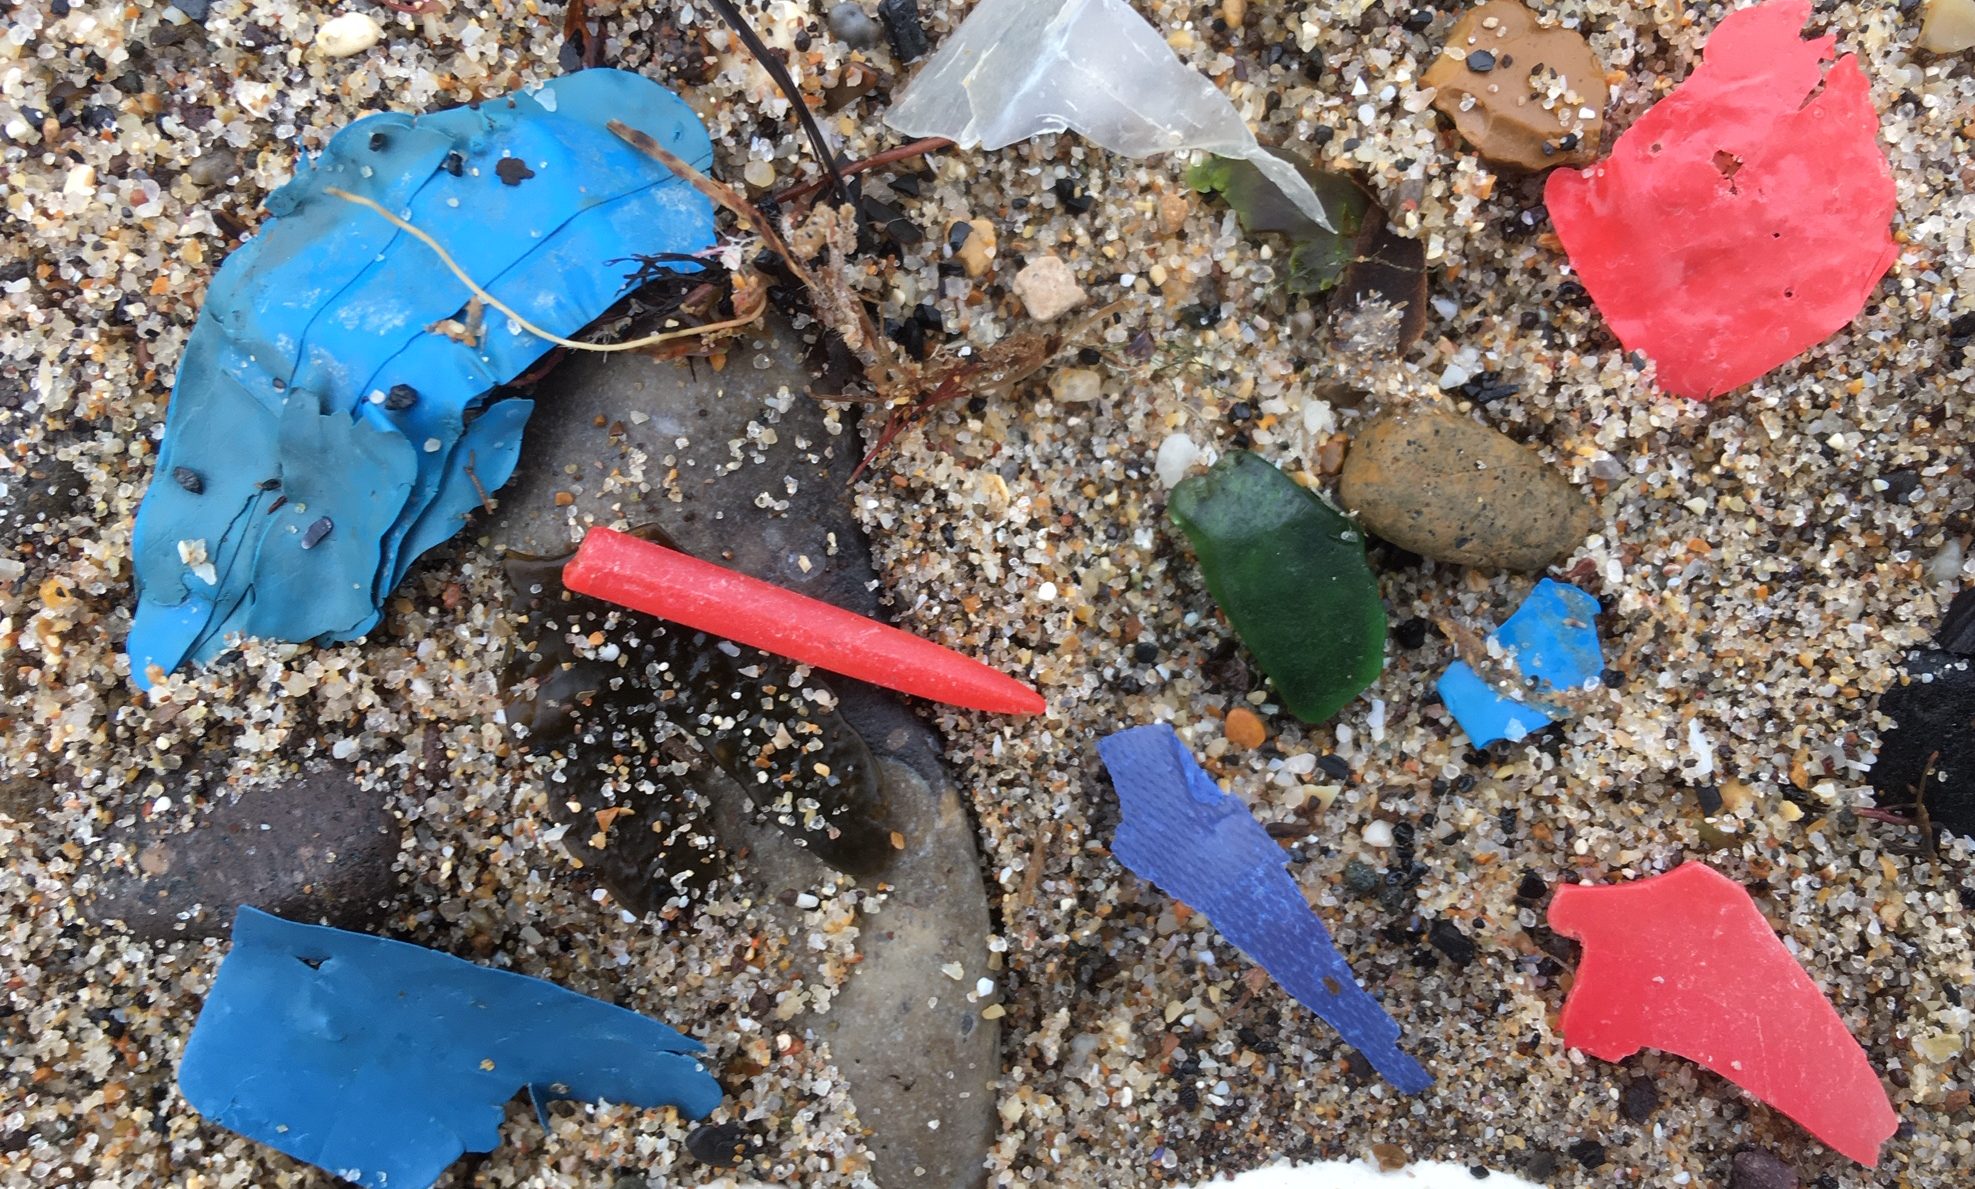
179,907 -> 724,1189
128,69 -> 717,687
1436,578 -> 1604,748
1098,724 -> 1432,1093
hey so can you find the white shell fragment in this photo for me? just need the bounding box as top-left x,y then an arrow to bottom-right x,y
316,12 -> 384,59
884,0 -> 1334,231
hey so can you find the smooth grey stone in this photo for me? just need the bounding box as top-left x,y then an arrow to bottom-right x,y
487,323 -> 997,1188
83,761 -> 402,941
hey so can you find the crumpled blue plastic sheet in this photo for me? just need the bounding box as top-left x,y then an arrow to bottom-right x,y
178,907 -> 723,1189
128,69 -> 717,687
1098,724 -> 1432,1093
1436,578 -> 1604,747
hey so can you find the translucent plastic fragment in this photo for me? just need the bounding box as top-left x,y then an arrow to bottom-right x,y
1550,863 -> 1897,1165
1437,578 -> 1603,747
127,69 -> 717,686
178,908 -> 723,1189
884,0 -> 1333,231
1544,0 -> 1897,399
1099,725 -> 1431,1092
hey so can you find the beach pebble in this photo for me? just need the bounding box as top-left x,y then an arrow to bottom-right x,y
1423,0 -> 1606,171
954,218 -> 996,277
1012,255 -> 1088,321
827,2 -> 884,49
316,12 -> 383,58
1155,433 -> 1202,487
1223,707 -> 1267,750
1049,367 -> 1103,404
1338,404 -> 1594,571
1729,1148 -> 1800,1189
1920,0 -> 1975,53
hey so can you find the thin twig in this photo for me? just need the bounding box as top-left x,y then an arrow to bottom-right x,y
770,137 -> 956,207
322,187 -> 755,352
464,450 -> 494,515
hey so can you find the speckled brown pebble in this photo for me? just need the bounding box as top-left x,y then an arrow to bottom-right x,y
1423,0 -> 1607,171
1338,403 -> 1593,571
1223,706 -> 1267,749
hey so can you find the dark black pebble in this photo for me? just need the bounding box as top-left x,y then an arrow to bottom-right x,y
1620,1076 -> 1659,1122
1467,50 -> 1496,72
1729,1147 -> 1800,1189
442,151 -> 465,177
685,1121 -> 755,1167
383,384 -> 419,412
826,2 -> 883,50
1428,918 -> 1476,967
1342,859 -> 1380,895
169,0 -> 211,20
495,157 -> 536,186
1695,783 -> 1723,815
1567,1139 -> 1606,1169
171,466 -> 204,494
1937,587 -> 1975,656
877,0 -> 929,61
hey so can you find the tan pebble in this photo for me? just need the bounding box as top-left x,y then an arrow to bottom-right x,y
1920,0 -> 1975,53
315,12 -> 383,58
1158,192 -> 1191,235
743,159 -> 777,189
1222,0 -> 1246,29
1422,0 -> 1606,171
1011,255 -> 1087,322
1048,367 -> 1103,404
1337,403 -> 1594,571
955,217 -> 996,277
1371,1143 -> 1409,1172
1223,707 -> 1267,750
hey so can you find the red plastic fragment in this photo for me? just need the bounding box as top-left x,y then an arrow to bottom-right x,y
1544,0 -> 1898,400
1549,861 -> 1897,1165
563,526 -> 1046,716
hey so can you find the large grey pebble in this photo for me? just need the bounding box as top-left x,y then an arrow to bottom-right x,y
488,321 -> 997,1189
1338,403 -> 1594,571
82,761 -> 401,942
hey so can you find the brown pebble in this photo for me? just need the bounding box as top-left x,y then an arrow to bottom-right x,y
1337,403 -> 1594,571
1371,1142 -> 1409,1171
1223,706 -> 1267,750
1423,0 -> 1607,172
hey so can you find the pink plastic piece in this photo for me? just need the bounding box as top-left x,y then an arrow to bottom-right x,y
1545,0 -> 1898,400
1549,861 -> 1897,1165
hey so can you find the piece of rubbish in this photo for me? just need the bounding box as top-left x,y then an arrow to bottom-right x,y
1423,0 -> 1607,171
1098,725 -> 1431,1093
1174,1159 -> 1545,1189
563,526 -> 1046,715
1187,153 -> 1428,348
877,0 -> 931,61
1549,862 -> 1897,1165
178,907 -> 722,1189
126,70 -> 716,688
504,533 -> 895,900
1338,403 -> 1594,571
1919,0 -> 1975,54
884,0 -> 1336,231
1436,578 -> 1603,747
1544,0 -> 1898,399
1169,451 -> 1385,724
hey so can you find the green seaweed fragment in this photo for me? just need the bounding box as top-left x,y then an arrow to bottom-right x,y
1170,451 -> 1386,723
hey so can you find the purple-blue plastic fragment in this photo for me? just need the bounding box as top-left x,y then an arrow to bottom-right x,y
1098,724 -> 1432,1093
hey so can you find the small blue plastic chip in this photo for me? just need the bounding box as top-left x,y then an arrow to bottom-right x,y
128,69 -> 717,687
178,907 -> 724,1189
1098,724 -> 1432,1093
1437,578 -> 1604,747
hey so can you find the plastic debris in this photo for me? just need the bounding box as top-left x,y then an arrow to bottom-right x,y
563,526 -> 1046,715
884,0 -> 1336,231
1098,725 -> 1431,1093
127,69 -> 716,687
1867,645 -> 1975,837
1437,578 -> 1602,747
178,907 -> 722,1189
1549,862 -> 1898,1165
1169,451 -> 1385,724
1545,0 -> 1898,399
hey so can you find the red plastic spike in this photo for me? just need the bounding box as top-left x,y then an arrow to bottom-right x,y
1549,861 -> 1897,1165
563,525 -> 1047,716
1545,0 -> 1898,400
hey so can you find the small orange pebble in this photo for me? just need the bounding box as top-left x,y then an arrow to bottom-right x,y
1223,706 -> 1267,750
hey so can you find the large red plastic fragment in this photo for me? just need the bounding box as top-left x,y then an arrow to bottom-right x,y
1549,862 -> 1897,1165
1544,0 -> 1898,400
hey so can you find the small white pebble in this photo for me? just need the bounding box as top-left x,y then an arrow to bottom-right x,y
940,962 -> 965,981
315,12 -> 383,58
1155,433 -> 1202,488
1362,820 -> 1394,847
795,892 -> 820,909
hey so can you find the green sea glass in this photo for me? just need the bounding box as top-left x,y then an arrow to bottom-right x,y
1169,451 -> 1386,723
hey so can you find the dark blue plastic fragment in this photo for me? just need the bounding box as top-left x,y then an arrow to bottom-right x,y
128,69 -> 717,687
1098,724 -> 1432,1093
178,907 -> 723,1189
